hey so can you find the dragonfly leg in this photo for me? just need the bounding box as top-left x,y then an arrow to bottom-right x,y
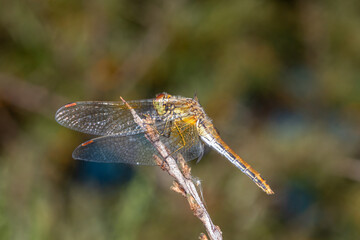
151,113 -> 175,138
142,113 -> 171,137
164,121 -> 191,161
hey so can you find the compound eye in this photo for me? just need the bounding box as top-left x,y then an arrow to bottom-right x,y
156,92 -> 172,101
156,93 -> 166,100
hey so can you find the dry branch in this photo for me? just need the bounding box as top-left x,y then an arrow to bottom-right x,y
120,96 -> 222,240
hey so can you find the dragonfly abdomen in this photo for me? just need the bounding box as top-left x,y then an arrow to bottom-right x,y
199,125 -> 274,194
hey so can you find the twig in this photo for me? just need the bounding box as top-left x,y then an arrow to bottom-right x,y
120,96 -> 222,240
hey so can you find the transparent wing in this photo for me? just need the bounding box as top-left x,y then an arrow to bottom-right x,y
55,100 -> 160,136
72,120 -> 204,165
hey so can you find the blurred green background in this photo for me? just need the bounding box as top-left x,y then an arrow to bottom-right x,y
0,0 -> 359,239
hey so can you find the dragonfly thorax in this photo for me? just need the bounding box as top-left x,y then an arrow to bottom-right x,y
153,92 -> 207,122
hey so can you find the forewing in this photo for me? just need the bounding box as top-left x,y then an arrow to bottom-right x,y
55,100 -> 159,136
72,121 -> 204,165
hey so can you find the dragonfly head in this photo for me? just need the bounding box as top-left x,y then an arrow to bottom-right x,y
154,92 -> 173,116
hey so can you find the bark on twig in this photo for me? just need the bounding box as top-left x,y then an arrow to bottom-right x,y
120,96 -> 222,240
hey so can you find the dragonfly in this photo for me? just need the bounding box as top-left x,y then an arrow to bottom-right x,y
55,93 -> 274,194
